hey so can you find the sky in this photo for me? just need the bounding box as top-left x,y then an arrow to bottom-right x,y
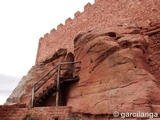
0,0 -> 94,104
0,73 -> 20,104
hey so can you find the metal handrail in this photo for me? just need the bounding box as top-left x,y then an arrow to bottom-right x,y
31,61 -> 81,107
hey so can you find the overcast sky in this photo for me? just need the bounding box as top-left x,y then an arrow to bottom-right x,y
0,0 -> 94,104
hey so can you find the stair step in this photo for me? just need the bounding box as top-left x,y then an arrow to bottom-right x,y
33,82 -> 57,106
60,76 -> 79,82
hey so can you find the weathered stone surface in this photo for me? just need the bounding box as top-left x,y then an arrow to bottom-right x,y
66,23 -> 160,118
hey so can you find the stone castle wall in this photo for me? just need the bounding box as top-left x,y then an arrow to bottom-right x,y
36,0 -> 160,63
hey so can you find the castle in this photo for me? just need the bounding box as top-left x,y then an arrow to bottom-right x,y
36,0 -> 159,63
1,0 -> 160,120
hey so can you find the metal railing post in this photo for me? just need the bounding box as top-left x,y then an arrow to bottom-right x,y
56,64 -> 61,106
31,85 -> 35,108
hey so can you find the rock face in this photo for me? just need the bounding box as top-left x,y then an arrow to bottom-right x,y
6,23 -> 160,119
5,0 -> 160,119
66,22 -> 160,118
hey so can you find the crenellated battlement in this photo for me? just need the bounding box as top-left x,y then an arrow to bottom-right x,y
74,11 -> 81,18
40,2 -> 94,39
84,2 -> 92,10
36,0 -> 160,63
44,33 -> 49,38
50,28 -> 56,34
57,23 -> 64,30
65,17 -> 72,25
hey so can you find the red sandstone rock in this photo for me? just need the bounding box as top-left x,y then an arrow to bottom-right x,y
4,0 -> 160,119
66,23 -> 160,118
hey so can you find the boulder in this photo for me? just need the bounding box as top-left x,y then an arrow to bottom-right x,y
67,23 -> 160,117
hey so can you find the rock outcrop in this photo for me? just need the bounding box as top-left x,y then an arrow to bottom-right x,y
65,22 -> 160,119
6,22 -> 160,119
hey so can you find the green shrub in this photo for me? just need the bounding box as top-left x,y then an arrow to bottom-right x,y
68,116 -> 80,120
23,113 -> 30,120
31,116 -> 38,120
22,113 -> 38,120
